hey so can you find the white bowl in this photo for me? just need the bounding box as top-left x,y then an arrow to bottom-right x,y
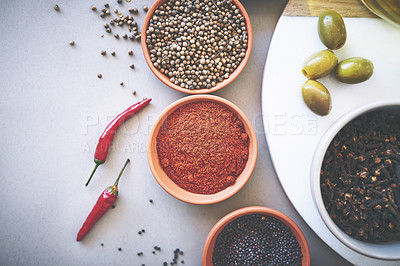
311,100 -> 400,260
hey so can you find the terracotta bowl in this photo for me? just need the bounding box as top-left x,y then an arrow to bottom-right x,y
311,101 -> 400,260
202,206 -> 311,265
147,95 -> 257,204
141,0 -> 253,94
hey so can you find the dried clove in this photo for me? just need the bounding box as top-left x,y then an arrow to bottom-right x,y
321,110 -> 400,243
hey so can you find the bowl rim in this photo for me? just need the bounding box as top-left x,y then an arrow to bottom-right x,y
141,0 -> 253,94
311,100 -> 400,260
202,206 -> 311,266
147,94 -> 258,205
360,0 -> 400,27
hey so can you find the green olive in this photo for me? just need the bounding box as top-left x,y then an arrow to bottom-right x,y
336,57 -> 374,84
302,50 -> 338,80
318,10 -> 347,50
302,80 -> 332,116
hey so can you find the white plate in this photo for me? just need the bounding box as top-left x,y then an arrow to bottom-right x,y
262,16 -> 400,265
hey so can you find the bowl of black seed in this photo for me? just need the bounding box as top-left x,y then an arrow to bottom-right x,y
311,101 -> 400,260
202,206 -> 310,265
141,0 -> 252,94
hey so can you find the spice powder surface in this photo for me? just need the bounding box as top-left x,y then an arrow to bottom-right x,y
156,101 -> 249,194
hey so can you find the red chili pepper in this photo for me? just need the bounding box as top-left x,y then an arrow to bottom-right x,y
77,158 -> 130,242
86,98 -> 151,186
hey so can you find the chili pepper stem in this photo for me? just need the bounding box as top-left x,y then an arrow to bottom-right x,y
86,164 -> 100,187
114,158 -> 130,187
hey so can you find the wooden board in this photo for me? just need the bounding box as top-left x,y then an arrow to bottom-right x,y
283,0 -> 378,17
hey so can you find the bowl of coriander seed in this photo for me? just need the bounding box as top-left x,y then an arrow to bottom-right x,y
141,0 -> 253,94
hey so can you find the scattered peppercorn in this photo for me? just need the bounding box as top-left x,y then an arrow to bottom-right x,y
69,41 -> 75,46
213,214 -> 303,265
100,12 -> 105,18
132,90 -> 136,95
123,33 -> 128,39
114,34 -> 119,39
135,34 -> 141,41
128,50 -> 133,56
169,248 -> 184,265
130,64 -> 135,69
111,51 -> 116,56
120,82 -> 124,86
92,6 -> 97,11
101,34 -> 104,38
101,50 -> 107,56
132,8 -> 138,13
104,3 -> 109,8
129,35 -> 135,40
143,6 -> 148,12
146,0 -> 248,90
114,9 -> 118,14
54,5 -> 60,11
106,28 -> 112,33
98,74 -> 102,79
105,10 -> 111,15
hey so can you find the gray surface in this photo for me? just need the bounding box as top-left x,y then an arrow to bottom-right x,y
0,0 -> 351,265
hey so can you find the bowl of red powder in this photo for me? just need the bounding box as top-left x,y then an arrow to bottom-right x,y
147,95 -> 257,204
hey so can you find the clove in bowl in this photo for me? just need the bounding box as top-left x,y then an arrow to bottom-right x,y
311,101 -> 400,260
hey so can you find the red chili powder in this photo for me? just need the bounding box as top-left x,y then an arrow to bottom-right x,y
156,100 -> 249,194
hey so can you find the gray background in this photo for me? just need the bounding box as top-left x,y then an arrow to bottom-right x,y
0,0 -> 351,265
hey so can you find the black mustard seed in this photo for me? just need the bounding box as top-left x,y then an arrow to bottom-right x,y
212,214 -> 303,265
